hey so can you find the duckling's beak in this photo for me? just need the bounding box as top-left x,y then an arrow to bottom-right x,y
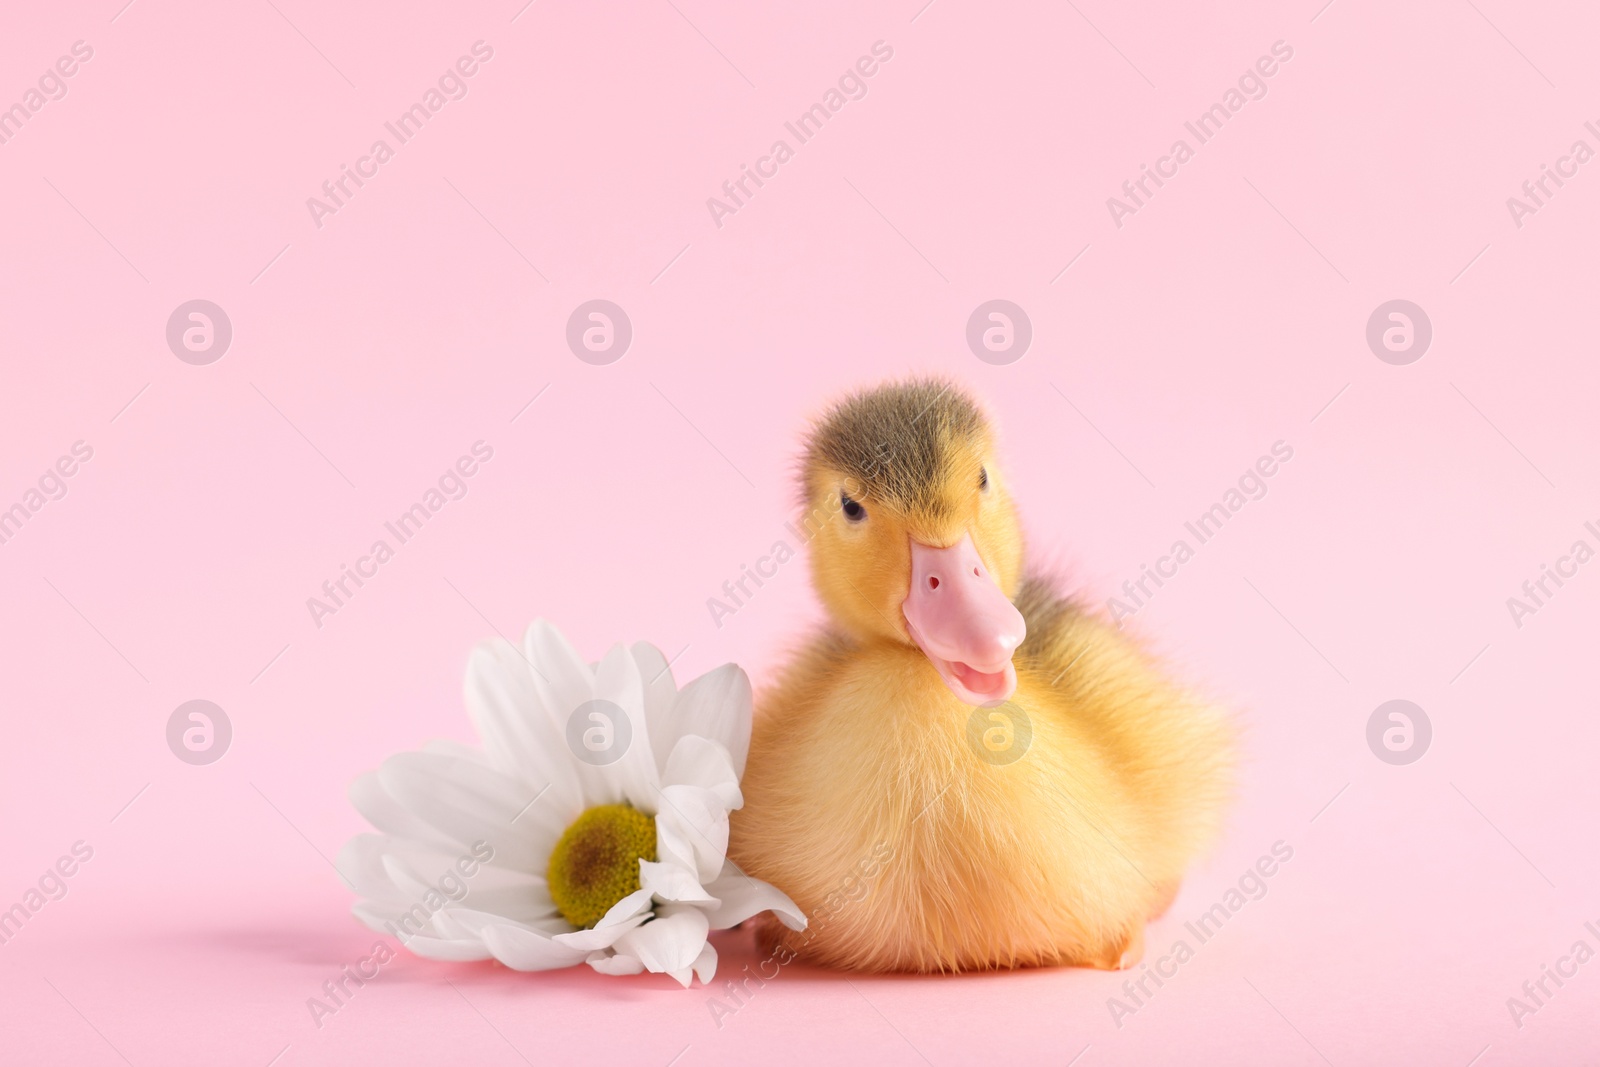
902,533 -> 1026,707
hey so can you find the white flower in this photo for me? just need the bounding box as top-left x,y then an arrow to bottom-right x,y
337,620 -> 804,987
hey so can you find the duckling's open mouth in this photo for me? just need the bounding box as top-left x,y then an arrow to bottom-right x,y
919,647 -> 1017,706
902,534 -> 1026,708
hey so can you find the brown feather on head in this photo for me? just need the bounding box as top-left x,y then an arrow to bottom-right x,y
802,378 -> 988,522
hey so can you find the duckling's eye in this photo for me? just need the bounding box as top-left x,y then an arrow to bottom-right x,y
841,493 -> 866,522
979,466 -> 989,491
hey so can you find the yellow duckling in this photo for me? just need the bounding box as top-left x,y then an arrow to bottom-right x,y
729,379 -> 1233,973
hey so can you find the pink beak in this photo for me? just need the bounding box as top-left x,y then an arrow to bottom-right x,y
902,534 -> 1027,706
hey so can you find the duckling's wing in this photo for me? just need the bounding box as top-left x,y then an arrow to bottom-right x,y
1012,573 -> 1091,676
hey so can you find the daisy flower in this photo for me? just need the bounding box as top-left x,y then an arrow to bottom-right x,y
337,620 -> 805,987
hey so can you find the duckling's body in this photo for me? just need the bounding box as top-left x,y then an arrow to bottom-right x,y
729,380 -> 1232,973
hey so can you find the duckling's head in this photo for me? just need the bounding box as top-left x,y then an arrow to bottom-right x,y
800,378 -> 1026,706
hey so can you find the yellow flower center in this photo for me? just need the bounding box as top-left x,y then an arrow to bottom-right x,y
546,804 -> 657,929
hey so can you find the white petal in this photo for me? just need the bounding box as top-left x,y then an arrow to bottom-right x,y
597,887 -> 655,927
350,898 -> 493,960
587,950 -> 645,976
551,912 -> 650,951
654,809 -> 698,874
631,640 -> 683,774
640,860 -> 715,903
351,900 -> 415,934
397,932 -> 495,962
611,906 -> 711,976
661,735 -> 742,810
585,644 -> 659,811
531,886 -> 654,952
379,853 -> 452,904
663,664 -> 752,776
463,638 -> 586,819
428,908 -> 598,972
452,880 -> 560,924
691,941 -> 718,985
522,621 -> 600,744
376,854 -> 559,926
378,751 -> 561,871
702,862 -> 808,931
349,772 -> 458,852
432,907 -> 569,941
338,834 -> 420,907
522,620 -> 596,711
655,784 -> 730,883
478,922 -> 591,971
422,738 -> 486,761
339,834 -> 532,914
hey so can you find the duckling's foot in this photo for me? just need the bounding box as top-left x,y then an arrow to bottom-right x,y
1085,924 -> 1144,971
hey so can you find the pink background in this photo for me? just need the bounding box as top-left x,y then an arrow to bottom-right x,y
3,0 -> 1597,1063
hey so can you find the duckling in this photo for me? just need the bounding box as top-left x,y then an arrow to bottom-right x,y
729,378 -> 1233,973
